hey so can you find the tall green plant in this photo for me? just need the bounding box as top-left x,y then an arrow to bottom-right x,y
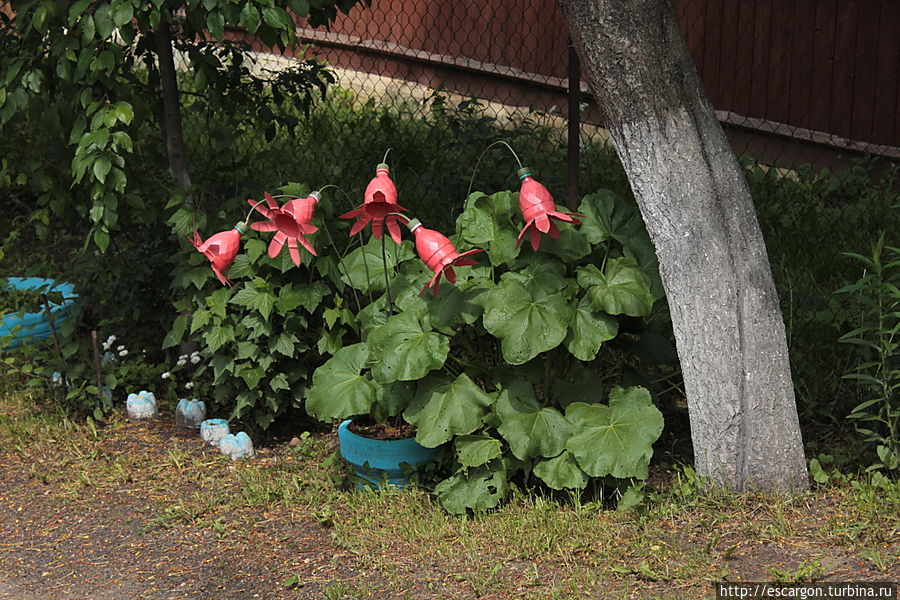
837,232 -> 899,472
301,185 -> 667,512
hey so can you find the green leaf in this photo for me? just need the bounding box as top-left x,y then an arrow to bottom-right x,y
367,312 -> 449,383
162,315 -> 187,349
190,309 -> 212,333
481,279 -> 570,364
236,341 -> 257,360
239,364 -> 264,389
541,227 -> 591,262
93,156 -> 111,183
204,325 -> 234,353
276,281 -> 331,315
434,459 -> 508,514
454,435 -> 502,468
565,297 -> 619,361
340,237 -> 414,293
496,387 -> 571,460
240,2 -> 260,33
565,386 -> 663,479
457,192 -> 521,266
269,372 -> 289,392
112,0 -> 133,26
616,482 -> 645,511
262,6 -> 294,30
206,10 -> 225,38
577,190 -> 644,245
533,451 -> 588,490
577,258 -> 654,317
404,373 -> 494,448
270,332 -> 298,357
424,281 -> 484,328
306,344 -> 377,420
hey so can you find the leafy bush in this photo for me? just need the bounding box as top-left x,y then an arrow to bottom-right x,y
291,180 -> 668,513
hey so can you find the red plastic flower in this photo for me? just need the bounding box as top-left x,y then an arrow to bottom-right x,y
247,191 -> 319,266
190,222 -> 247,286
515,167 -> 582,251
406,218 -> 484,297
340,163 -> 407,244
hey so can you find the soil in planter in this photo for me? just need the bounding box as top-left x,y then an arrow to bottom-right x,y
0,279 -> 64,314
347,416 -> 417,441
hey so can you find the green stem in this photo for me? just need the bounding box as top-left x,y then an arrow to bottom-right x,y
381,232 -> 393,313
358,233 -> 374,306
321,220 -> 361,314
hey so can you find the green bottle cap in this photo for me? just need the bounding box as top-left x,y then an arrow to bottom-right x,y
376,163 -> 390,171
233,222 -> 247,235
517,167 -> 533,180
405,218 -> 422,232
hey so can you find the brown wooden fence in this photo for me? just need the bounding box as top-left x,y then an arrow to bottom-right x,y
290,0 -> 900,166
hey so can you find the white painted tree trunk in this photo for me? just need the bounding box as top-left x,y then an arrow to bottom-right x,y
557,0 -> 808,491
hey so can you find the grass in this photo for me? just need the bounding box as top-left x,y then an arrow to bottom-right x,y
1,379 -> 896,599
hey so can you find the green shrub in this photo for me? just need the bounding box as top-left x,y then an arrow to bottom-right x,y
290,181 -> 667,513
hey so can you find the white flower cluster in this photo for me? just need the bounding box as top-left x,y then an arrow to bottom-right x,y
176,351 -> 202,367
101,334 -> 116,351
101,335 -> 128,357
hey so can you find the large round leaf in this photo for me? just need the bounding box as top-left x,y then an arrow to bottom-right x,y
565,386 -> 664,479
496,386 -> 572,460
454,434 -> 502,468
404,373 -> 495,448
457,191 -> 521,266
577,190 -> 645,245
565,296 -> 619,361
306,343 -> 377,420
434,459 -> 509,514
367,312 -> 449,383
481,279 -> 570,364
533,451 -> 588,490
577,258 -> 654,317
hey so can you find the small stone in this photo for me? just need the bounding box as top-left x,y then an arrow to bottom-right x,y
289,437 -> 302,447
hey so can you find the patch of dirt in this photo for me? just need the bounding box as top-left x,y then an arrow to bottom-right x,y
348,417 -> 417,441
0,416 -> 391,600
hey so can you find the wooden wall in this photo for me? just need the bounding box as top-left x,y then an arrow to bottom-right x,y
306,0 -> 900,153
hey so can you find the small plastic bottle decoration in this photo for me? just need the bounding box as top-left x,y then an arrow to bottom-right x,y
190,222 -> 247,286
515,167 -> 582,251
406,218 -> 484,296
200,418 -> 230,447
340,163 -> 408,244
175,398 -> 207,429
247,191 -> 319,266
218,431 -> 254,460
126,390 -> 158,421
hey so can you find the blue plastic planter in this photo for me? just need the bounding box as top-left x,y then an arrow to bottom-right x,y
1,278 -> 78,349
337,419 -> 439,488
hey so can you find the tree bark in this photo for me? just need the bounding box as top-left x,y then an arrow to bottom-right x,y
557,0 -> 808,492
153,23 -> 193,204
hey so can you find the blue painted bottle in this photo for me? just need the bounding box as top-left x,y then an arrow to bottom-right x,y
175,398 -> 206,429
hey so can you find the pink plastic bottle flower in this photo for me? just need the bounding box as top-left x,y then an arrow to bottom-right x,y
247,191 -> 319,266
406,218 -> 484,297
340,163 -> 407,244
190,222 -> 247,286
515,167 -> 582,251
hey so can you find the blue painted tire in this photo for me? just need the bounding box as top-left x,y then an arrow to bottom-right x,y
1,277 -> 78,349
337,419 -> 439,488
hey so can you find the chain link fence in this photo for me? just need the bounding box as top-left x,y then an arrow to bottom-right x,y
175,0 -> 898,420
